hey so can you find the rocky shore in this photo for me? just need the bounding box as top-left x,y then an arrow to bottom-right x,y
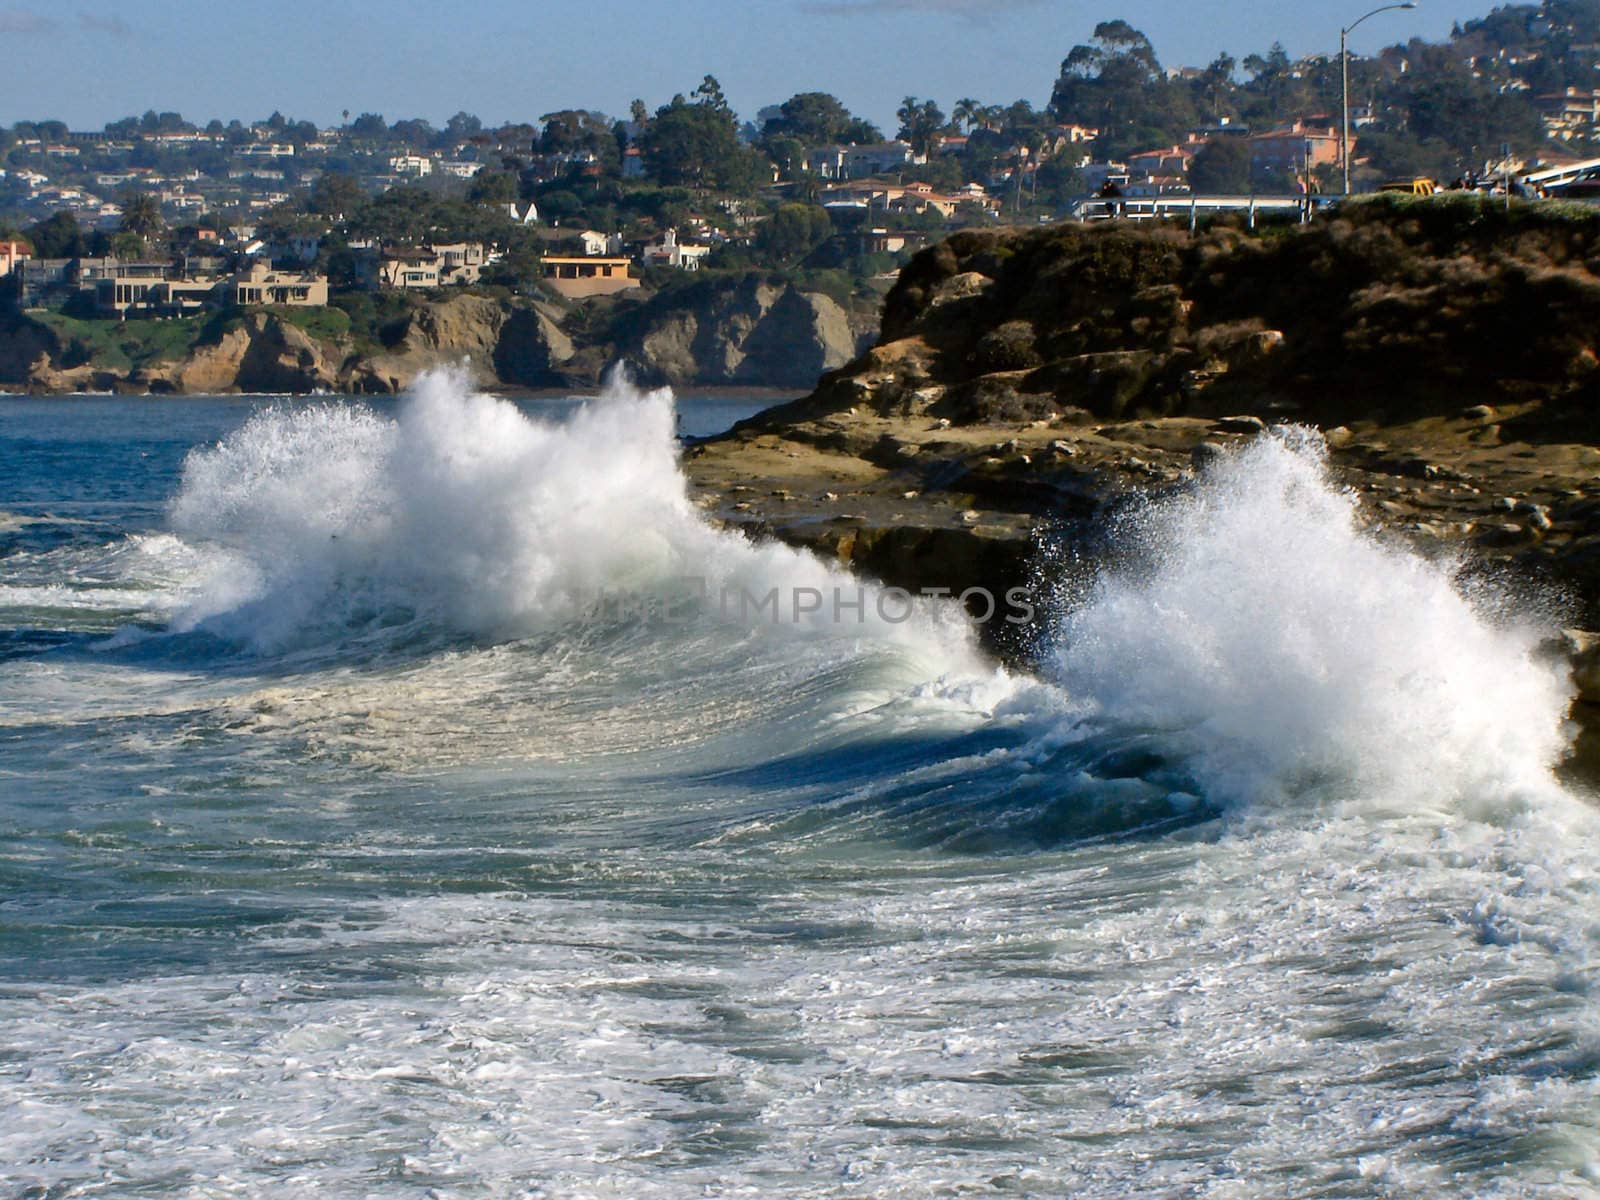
683,196 -> 1600,776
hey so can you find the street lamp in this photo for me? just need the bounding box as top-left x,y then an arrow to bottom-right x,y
1342,2 -> 1417,195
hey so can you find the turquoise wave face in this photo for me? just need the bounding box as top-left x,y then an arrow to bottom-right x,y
1,376 -> 1596,1198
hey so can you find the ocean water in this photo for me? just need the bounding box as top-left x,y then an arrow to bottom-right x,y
1,373 -> 1597,1199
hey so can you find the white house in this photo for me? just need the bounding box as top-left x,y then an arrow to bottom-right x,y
389,154 -> 433,177
503,200 -> 539,225
577,229 -> 622,256
641,228 -> 710,271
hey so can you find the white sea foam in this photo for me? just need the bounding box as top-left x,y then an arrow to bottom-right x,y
6,391 -> 1600,1199
167,368 -> 980,670
1049,429 -> 1575,813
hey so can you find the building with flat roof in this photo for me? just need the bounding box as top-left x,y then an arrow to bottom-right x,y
541,255 -> 638,299
230,262 -> 328,307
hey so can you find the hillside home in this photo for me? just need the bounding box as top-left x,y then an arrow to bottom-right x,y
377,248 -> 441,289
0,240 -> 31,277
389,154 -> 433,177
1535,88 -> 1600,139
430,241 -> 496,285
541,255 -> 638,299
577,230 -> 622,256
807,141 -> 925,181
1128,144 -> 1201,176
94,273 -> 220,318
230,262 -> 328,307
641,228 -> 710,271
1249,120 -> 1346,177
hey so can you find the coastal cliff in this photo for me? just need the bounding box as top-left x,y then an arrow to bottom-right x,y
1,274 -> 860,395
685,198 -> 1600,769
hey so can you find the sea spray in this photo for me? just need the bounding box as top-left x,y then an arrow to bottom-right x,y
166,369 -> 982,673
1049,428 -> 1574,812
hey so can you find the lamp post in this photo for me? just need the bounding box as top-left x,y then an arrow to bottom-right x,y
1342,2 -> 1417,195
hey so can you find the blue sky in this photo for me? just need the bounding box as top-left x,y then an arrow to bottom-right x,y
3,1 -> 1501,133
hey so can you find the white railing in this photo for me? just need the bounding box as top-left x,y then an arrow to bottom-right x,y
1070,195 -> 1322,224
1521,157 -> 1600,189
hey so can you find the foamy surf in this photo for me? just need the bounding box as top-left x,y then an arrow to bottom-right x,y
2,383 -> 1598,1198
1047,427 -> 1575,815
165,369 -> 983,673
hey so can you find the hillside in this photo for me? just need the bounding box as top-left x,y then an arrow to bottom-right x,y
0,273 -> 865,394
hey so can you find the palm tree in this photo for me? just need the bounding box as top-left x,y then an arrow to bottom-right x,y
953,97 -> 979,133
118,190 -> 164,244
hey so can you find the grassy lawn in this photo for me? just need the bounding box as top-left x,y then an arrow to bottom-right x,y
30,305 -> 354,373
265,304 -> 352,342
31,311 -> 213,372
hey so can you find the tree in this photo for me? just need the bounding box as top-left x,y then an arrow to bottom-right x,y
764,92 -> 852,145
1049,21 -> 1194,156
110,231 -> 146,260
754,203 -> 832,264
896,97 -> 946,157
840,117 -> 884,144
119,190 -> 165,243
1188,137 -> 1252,193
641,94 -> 751,188
765,135 -> 807,180
445,111 -> 483,142
953,97 -> 980,132
25,211 -> 84,258
349,112 -> 388,140
1034,157 -> 1086,206
539,110 -> 613,157
468,170 -> 519,206
391,118 -> 436,147
693,74 -> 731,115
1194,53 -> 1237,123
310,171 -> 363,217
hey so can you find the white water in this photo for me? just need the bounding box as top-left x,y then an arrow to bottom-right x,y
1055,427 -> 1574,814
168,369 -> 978,666
2,375 -> 1597,1198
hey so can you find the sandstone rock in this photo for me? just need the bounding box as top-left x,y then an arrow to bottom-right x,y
494,303 -> 574,386
136,313 -> 342,394
1214,415 -> 1267,434
618,277 -> 857,389
1566,630 -> 1600,704
927,271 -> 992,307
344,294 -> 508,392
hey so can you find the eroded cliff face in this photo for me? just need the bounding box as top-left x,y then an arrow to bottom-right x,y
785,196 -> 1600,433
688,198 -> 1600,715
3,278 -> 861,394
153,314 -> 343,393
611,276 -> 864,389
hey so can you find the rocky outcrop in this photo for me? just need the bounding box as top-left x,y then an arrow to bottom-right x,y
0,313 -> 59,384
779,194 -> 1600,433
613,275 -> 860,389
343,294 -> 508,393
684,199 -> 1600,772
143,313 -> 342,393
493,302 -> 576,387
